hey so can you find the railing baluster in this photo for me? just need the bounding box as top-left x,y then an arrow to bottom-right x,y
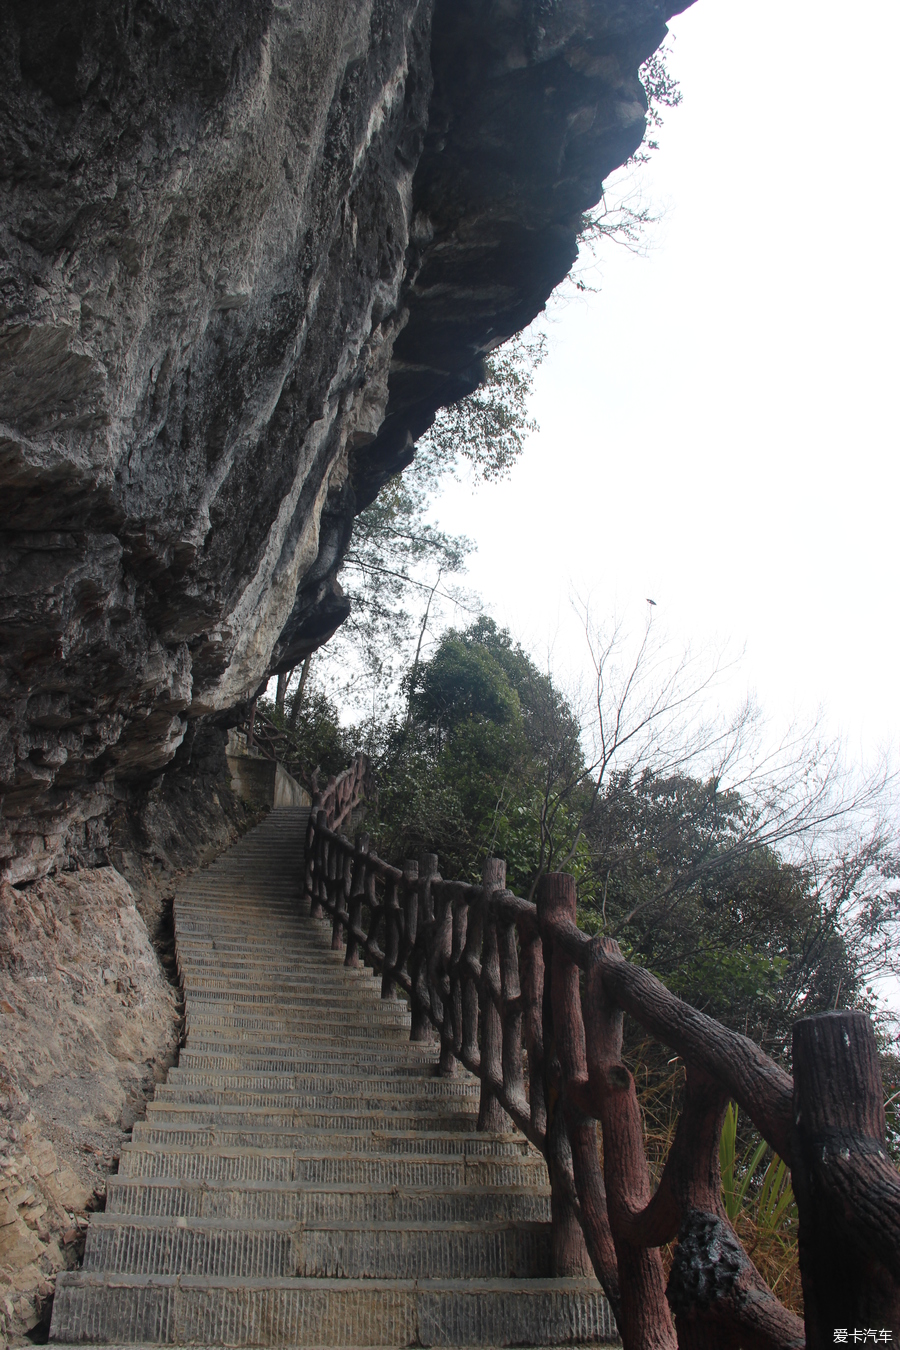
430,878 -> 455,1076
310,809 -> 327,919
449,889 -> 468,1060
396,859 -> 417,998
332,839 -> 351,950
381,873 -> 401,1000
409,855 -> 437,1042
344,834 -> 369,969
536,873 -> 594,1279
478,859 -> 510,1133
498,910 -> 526,1115
583,936 -> 673,1347
517,914 -> 546,1139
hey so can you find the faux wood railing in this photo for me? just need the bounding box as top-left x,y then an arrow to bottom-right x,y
308,753 -> 372,833
303,819 -> 900,1348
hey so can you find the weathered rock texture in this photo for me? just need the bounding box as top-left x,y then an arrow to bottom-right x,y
0,0 -> 687,881
0,866 -> 180,1343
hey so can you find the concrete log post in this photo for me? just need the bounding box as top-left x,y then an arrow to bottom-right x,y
478,858 -> 512,1132
792,1011 -> 900,1345
345,833 -> 369,968
410,854 -> 438,1042
536,873 -> 594,1279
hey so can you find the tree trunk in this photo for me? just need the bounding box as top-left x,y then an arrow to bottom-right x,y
275,671 -> 288,715
288,655 -> 312,730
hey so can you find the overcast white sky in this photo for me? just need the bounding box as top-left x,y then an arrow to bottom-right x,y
430,0 -> 900,771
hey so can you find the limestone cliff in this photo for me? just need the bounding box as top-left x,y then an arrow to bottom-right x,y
0,0 -> 687,882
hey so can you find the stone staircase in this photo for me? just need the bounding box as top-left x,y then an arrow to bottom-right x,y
51,806 -> 617,1347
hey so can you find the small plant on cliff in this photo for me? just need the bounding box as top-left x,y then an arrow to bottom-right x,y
414,331 -> 547,485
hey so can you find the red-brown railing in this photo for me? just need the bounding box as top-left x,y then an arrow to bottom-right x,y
308,753 -> 372,834
303,817 -> 900,1348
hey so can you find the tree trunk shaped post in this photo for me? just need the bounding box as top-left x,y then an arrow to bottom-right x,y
449,888 -> 468,1060
396,859 -> 418,997
518,914 -> 547,1139
793,1010 -> 900,1344
310,809 -> 327,919
497,911 -> 525,1111
536,872 -> 594,1278
345,834 -> 369,970
332,839 -> 351,950
584,936 -> 674,1347
430,877 -> 456,1077
302,811 -> 317,910
478,858 -> 512,1133
381,873 -> 401,1000
410,854 -> 438,1042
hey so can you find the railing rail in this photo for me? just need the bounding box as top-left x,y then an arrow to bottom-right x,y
304,814 -> 900,1348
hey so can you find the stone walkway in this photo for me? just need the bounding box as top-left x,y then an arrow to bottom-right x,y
51,806 -> 616,1346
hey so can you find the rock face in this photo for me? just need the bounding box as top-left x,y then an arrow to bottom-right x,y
0,0 -> 687,882
0,865 -> 181,1342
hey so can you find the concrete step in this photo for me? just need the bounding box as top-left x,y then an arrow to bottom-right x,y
171,1060 -> 457,1083
177,1044 -> 423,1070
153,1087 -> 478,1113
180,1035 -> 430,1059
179,988 -> 411,1017
183,1009 -> 425,1033
145,1106 -> 477,1132
178,993 -> 413,1016
129,1126 -> 533,1158
51,1273 -> 616,1346
104,1180 -> 553,1225
117,1146 -> 549,1190
163,1072 -> 478,1101
176,1031 -> 437,1063
181,1008 -> 411,1032
83,1217 -> 553,1280
178,957 -> 366,975
179,969 -> 390,992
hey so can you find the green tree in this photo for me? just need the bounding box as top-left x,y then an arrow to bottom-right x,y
371,618 -> 585,893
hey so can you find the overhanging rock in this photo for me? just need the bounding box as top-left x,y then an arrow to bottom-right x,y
0,0 -> 690,881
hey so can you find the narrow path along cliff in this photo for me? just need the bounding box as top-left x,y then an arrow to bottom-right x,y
51,806 -> 618,1347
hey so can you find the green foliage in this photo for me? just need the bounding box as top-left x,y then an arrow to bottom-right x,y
574,770 -> 882,1060
320,333 -> 545,718
415,334 -> 546,488
370,618 -> 583,893
259,684 -> 351,783
719,1104 -> 800,1306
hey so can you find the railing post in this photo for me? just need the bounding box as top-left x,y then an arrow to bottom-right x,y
381,871 -> 401,1000
536,872 -> 593,1279
332,839 -> 351,950
478,858 -> 512,1133
344,834 -> 369,969
432,879 -> 456,1077
498,912 -> 526,1112
396,859 -> 418,995
310,809 -> 327,919
792,1010 -> 900,1344
303,810 -> 317,911
409,854 -> 438,1042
